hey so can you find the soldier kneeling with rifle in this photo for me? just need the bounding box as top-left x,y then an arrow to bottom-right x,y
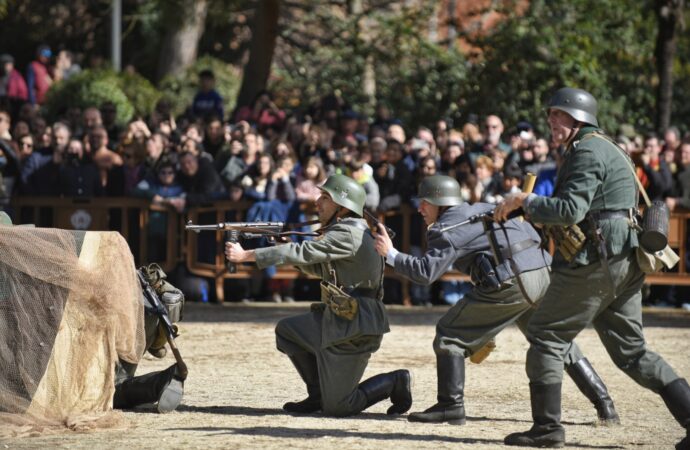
113,264 -> 187,413
226,174 -> 412,417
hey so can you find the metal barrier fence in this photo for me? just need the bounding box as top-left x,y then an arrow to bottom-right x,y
11,197 -> 690,303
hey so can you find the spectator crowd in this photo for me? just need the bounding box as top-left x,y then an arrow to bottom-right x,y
1,45 -> 690,307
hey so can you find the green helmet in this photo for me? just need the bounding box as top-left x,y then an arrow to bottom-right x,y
0,211 -> 11,226
548,87 -> 598,127
417,175 -> 463,206
318,174 -> 365,217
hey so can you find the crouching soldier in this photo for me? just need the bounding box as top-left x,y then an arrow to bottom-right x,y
226,174 -> 412,417
113,263 -> 186,413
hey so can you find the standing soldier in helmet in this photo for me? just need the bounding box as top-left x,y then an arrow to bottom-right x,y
225,174 -> 412,417
374,174 -> 619,426
496,87 -> 690,449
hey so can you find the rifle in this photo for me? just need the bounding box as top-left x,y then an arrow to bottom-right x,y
185,220 -> 321,273
136,270 -> 188,379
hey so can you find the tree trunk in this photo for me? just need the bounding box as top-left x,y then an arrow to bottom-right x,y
156,0 -> 209,81
654,0 -> 684,132
236,0 -> 281,109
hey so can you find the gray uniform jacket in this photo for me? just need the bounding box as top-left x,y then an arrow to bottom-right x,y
255,218 -> 389,348
394,203 -> 550,285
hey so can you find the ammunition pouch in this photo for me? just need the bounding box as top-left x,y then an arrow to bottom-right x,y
470,254 -> 502,291
320,281 -> 358,321
544,224 -> 587,262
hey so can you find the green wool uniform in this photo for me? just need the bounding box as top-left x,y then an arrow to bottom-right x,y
523,126 -> 679,389
255,217 -> 390,416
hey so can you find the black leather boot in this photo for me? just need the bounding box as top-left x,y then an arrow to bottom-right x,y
566,358 -> 620,425
505,383 -> 565,448
358,369 -> 412,415
283,352 -> 322,414
408,352 -> 466,424
113,364 -> 184,413
660,378 -> 690,450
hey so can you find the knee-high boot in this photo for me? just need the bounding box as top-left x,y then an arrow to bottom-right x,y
566,358 -> 620,425
357,369 -> 412,415
408,352 -> 466,424
504,383 -> 565,448
660,378 -> 690,450
283,352 -> 322,413
113,364 -> 184,413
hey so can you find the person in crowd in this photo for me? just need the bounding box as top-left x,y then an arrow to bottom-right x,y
173,150 -> 226,212
16,133 -> 34,162
374,140 -> 413,212
234,91 -> 285,134
0,54 -> 28,115
107,141 -> 148,196
87,125 -> 122,187
296,156 -> 327,203
20,121 -> 70,195
191,69 -> 224,121
633,133 -> 673,201
54,50 -> 81,81
474,155 -> 500,204
479,115 -> 511,156
202,116 -> 226,158
58,138 -> 102,197
26,45 -> 53,106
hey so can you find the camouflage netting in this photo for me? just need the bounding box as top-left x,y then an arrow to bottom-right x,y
0,226 -> 145,437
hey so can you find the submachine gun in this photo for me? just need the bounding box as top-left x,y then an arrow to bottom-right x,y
185,220 -> 321,273
136,270 -> 188,379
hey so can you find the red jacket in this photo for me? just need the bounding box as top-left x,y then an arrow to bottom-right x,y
6,68 -> 28,101
27,61 -> 52,105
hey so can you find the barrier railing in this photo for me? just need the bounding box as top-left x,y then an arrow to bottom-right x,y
10,197 -> 690,303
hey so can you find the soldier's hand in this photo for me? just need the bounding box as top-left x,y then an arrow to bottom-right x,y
374,223 -> 393,257
494,192 -> 529,222
225,242 -> 250,262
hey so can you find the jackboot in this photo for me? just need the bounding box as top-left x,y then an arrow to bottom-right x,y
283,352 -> 322,413
504,383 -> 565,448
408,352 -> 466,424
660,378 -> 690,450
358,369 -> 412,415
566,358 -> 620,425
113,364 -> 184,413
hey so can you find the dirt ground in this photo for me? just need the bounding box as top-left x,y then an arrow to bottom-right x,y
2,303 -> 689,449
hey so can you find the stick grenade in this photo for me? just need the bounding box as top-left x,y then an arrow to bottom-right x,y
518,172 -> 537,222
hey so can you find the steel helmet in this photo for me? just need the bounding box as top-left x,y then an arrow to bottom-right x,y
0,211 -> 11,226
548,87 -> 598,127
318,174 -> 366,217
417,175 -> 463,207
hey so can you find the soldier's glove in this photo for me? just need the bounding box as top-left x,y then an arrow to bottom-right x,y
470,338 -> 497,364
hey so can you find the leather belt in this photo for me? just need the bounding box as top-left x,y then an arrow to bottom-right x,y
588,209 -> 631,222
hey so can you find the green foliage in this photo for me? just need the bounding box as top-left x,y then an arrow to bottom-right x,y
116,71 -> 162,119
461,0 -> 658,134
44,70 -> 135,125
271,2 -> 467,130
158,55 -> 241,118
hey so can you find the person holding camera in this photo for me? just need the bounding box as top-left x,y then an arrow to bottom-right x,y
495,87 -> 690,449
375,175 -> 619,427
